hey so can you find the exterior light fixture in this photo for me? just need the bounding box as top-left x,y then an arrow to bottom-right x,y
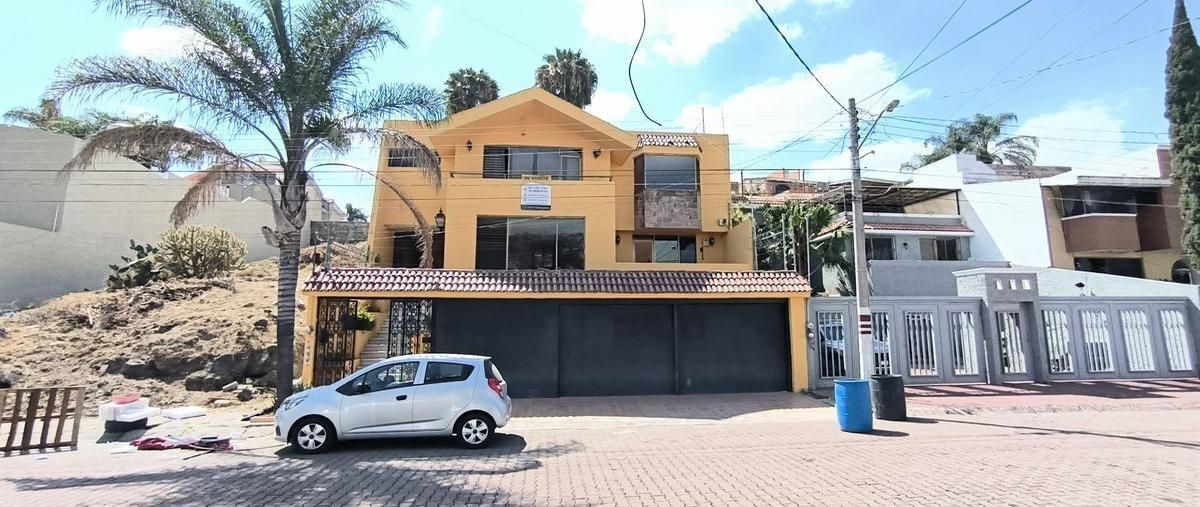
615,234 -> 621,245
434,209 -> 446,229
706,236 -> 716,246
465,140 -> 473,151
592,147 -> 602,158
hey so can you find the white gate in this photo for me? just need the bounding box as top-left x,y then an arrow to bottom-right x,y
1036,298 -> 1198,381
808,297 -> 986,387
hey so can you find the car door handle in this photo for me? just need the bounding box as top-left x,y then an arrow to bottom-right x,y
395,395 -> 408,401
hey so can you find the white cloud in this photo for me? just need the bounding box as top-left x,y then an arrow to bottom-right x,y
119,26 -> 204,59
1016,102 -> 1161,177
778,22 -> 804,40
585,89 -> 637,123
676,52 -> 927,154
424,6 -> 443,42
580,0 -> 799,65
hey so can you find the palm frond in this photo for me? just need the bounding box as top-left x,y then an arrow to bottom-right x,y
341,128 -> 441,187
63,123 -> 260,173
170,163 -> 280,227
338,83 -> 444,125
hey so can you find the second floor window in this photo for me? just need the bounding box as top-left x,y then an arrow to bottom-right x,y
633,235 -> 697,263
483,146 -> 582,180
920,237 -> 968,261
387,147 -> 417,167
1060,187 -> 1155,217
866,237 -> 895,261
635,155 -> 699,192
476,217 -> 585,270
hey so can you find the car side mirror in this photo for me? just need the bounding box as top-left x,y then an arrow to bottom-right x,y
356,383 -> 371,394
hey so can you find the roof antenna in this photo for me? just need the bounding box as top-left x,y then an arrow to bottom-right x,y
629,0 -> 662,127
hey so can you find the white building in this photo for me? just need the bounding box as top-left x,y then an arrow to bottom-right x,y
0,126 -> 326,307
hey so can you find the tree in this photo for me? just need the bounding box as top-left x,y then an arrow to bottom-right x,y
4,99 -> 174,170
1167,0 -> 1200,266
535,48 -> 597,108
51,0 -> 444,402
345,203 -> 368,222
444,68 -> 498,114
753,201 -> 840,276
905,113 -> 1039,169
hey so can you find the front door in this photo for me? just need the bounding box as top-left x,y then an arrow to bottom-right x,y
339,361 -> 418,435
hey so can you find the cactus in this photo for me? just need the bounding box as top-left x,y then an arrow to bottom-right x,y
106,240 -> 164,289
158,225 -> 247,279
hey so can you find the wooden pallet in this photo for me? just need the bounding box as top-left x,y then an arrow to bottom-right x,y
0,387 -> 86,455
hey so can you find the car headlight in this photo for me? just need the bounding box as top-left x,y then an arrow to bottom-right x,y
280,396 -> 308,411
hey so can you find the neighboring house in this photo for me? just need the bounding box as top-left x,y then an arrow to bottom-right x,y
0,125 -> 325,306
298,87 -> 812,398
907,151 -> 1191,284
738,169 -> 826,196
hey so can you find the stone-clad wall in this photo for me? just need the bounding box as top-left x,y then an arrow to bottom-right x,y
637,189 -> 699,229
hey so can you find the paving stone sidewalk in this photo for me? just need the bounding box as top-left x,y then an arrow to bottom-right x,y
1,391 -> 1197,506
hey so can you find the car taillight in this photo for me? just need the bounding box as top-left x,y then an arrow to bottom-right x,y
487,378 -> 504,398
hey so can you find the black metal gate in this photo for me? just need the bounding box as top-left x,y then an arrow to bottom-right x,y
388,299 -> 434,357
313,298 -> 357,386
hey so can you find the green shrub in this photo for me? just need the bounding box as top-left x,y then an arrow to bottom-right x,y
354,306 -> 376,331
106,240 -> 165,289
158,225 -> 246,278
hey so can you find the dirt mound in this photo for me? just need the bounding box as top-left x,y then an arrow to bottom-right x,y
0,243 -> 367,412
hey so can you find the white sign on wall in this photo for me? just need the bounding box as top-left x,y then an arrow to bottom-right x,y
521,181 -> 551,210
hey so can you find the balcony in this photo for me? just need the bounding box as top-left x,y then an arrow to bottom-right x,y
1061,213 -> 1140,253
635,188 -> 699,229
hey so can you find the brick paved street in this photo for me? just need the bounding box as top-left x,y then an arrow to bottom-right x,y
1,391 -> 1198,506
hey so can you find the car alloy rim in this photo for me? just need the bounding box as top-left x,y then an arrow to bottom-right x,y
297,423 -> 326,450
462,419 -> 488,445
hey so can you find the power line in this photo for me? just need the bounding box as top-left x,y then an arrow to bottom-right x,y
752,0 -> 848,114
866,0 -> 967,112
863,0 -> 1036,102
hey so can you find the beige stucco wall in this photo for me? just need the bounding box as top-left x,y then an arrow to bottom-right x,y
0,126 -> 324,307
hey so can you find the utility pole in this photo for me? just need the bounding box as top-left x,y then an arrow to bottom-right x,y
847,98 -> 874,380
847,97 -> 900,381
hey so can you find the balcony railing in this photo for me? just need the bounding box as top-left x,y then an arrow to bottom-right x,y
1061,213 -> 1140,253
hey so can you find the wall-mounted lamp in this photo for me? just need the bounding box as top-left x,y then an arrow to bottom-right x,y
434,209 -> 446,229
465,140 -> 473,151
706,236 -> 716,246
902,242 -> 909,250
615,234 -> 621,245
592,147 -> 602,158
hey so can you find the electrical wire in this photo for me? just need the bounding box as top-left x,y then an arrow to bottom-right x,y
866,0 -> 967,112
752,0 -> 847,114
628,0 -> 661,127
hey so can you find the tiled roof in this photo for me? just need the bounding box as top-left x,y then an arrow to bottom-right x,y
816,220 -> 974,237
303,268 -> 810,294
739,192 -> 823,205
637,133 -> 699,148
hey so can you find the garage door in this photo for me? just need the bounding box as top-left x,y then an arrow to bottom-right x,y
558,303 -> 675,396
434,299 -> 790,397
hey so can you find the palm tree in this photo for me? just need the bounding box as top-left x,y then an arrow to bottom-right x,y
906,113 -> 1039,169
535,48 -> 598,108
50,0 -> 444,402
444,68 -> 499,114
6,99 -> 178,171
345,203 -> 368,222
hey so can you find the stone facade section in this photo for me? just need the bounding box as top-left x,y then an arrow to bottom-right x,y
636,189 -> 700,229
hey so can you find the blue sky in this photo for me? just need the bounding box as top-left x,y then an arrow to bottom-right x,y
0,0 -> 1190,214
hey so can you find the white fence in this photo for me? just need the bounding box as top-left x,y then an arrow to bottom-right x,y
808,296 -> 1199,387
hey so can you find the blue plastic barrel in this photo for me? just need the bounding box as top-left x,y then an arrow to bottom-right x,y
834,379 -> 873,433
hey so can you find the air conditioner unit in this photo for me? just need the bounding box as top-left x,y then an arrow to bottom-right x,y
716,218 -> 730,227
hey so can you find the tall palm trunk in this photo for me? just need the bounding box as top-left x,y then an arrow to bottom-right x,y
275,232 -> 301,401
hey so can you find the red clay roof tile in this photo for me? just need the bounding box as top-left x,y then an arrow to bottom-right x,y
303,268 -> 810,294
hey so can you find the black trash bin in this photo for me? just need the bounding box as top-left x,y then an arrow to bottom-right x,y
870,374 -> 907,421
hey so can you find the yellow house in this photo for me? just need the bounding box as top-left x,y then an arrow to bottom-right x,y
300,88 -> 811,397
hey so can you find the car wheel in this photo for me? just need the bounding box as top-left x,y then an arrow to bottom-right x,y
455,414 -> 494,449
291,417 -> 336,454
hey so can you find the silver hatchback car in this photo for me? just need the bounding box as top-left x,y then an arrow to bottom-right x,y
275,354 -> 512,453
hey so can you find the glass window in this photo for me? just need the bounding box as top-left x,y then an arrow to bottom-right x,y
482,146 -> 583,180
1061,187 -> 1139,217
477,217 -> 585,270
920,238 -> 963,261
637,155 -> 698,191
423,362 -> 475,384
1075,257 -> 1145,278
359,362 -> 418,393
387,148 -> 417,167
866,237 -> 894,261
633,235 -> 696,263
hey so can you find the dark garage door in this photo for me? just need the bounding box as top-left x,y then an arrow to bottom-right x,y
434,299 -> 789,397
